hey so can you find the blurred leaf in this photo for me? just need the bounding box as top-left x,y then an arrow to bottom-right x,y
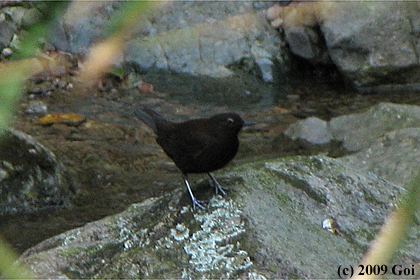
355,171 -> 420,279
0,2 -> 70,134
16,2 -> 70,59
79,0 -> 164,86
0,235 -> 32,279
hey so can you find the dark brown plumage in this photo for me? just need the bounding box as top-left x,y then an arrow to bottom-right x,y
134,107 -> 254,210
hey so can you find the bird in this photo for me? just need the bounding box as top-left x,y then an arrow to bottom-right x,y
134,106 -> 255,210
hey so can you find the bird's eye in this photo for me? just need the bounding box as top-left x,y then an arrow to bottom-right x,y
227,118 -> 234,124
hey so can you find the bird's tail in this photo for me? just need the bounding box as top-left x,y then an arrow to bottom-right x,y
134,107 -> 168,134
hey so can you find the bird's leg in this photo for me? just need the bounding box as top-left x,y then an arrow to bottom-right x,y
183,174 -> 205,210
208,173 -> 227,196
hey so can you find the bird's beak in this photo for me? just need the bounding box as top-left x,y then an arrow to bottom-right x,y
243,121 -> 257,126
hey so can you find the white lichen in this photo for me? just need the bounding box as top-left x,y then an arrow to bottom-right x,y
182,196 -> 252,276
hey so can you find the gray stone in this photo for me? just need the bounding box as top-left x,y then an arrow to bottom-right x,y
1,47 -> 13,57
125,12 -> 282,79
48,2 -> 119,55
0,19 -> 16,49
43,2 -> 287,105
285,26 -> 330,63
321,2 -> 420,87
46,2 -> 286,83
6,6 -> 42,28
285,116 -> 332,145
328,102 -> 420,152
342,127 -> 420,187
270,2 -> 420,88
19,156 -> 411,279
251,45 -> 277,83
25,100 -> 48,114
0,128 -> 75,214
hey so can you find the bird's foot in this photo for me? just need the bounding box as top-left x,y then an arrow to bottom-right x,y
208,173 -> 228,196
191,198 -> 206,211
214,182 -> 228,196
183,174 -> 206,211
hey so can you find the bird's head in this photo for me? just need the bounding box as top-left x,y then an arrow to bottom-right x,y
209,113 -> 255,135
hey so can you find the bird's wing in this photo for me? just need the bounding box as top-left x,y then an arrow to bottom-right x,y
158,123 -> 215,161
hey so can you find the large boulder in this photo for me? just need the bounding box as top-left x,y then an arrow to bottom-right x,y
268,2 -> 420,89
0,128 -> 75,214
46,1 -> 288,105
49,2 -> 286,82
19,156 -> 412,279
323,2 -> 420,89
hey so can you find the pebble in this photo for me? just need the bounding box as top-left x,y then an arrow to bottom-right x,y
284,117 -> 333,145
2,47 -> 13,57
25,100 -> 48,114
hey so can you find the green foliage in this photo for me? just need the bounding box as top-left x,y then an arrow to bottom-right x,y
0,235 -> 31,278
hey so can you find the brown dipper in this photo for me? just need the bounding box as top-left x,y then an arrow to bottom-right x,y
134,107 -> 254,210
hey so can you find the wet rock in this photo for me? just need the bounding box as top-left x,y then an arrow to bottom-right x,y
43,2 -> 288,106
125,9 -> 285,104
19,156 -> 411,279
0,128 -> 75,214
316,102 -> 420,187
284,116 -> 332,146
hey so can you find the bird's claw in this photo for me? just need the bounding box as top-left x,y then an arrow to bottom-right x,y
208,173 -> 228,196
215,184 -> 228,196
191,198 -> 206,211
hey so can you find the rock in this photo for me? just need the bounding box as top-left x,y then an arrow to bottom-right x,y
324,102 -> 420,187
125,12 -> 282,80
44,2 -> 288,105
279,103 -> 420,187
48,2 -> 286,82
284,116 -> 332,145
19,156 -> 412,279
342,127 -> 420,187
25,100 -> 48,114
0,5 -> 43,52
267,2 -> 420,88
0,19 -> 16,50
328,102 -> 420,152
48,2 -> 119,55
1,47 -> 13,57
0,128 -> 75,214
9,6 -> 43,29
284,26 -> 330,64
322,2 -> 420,88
